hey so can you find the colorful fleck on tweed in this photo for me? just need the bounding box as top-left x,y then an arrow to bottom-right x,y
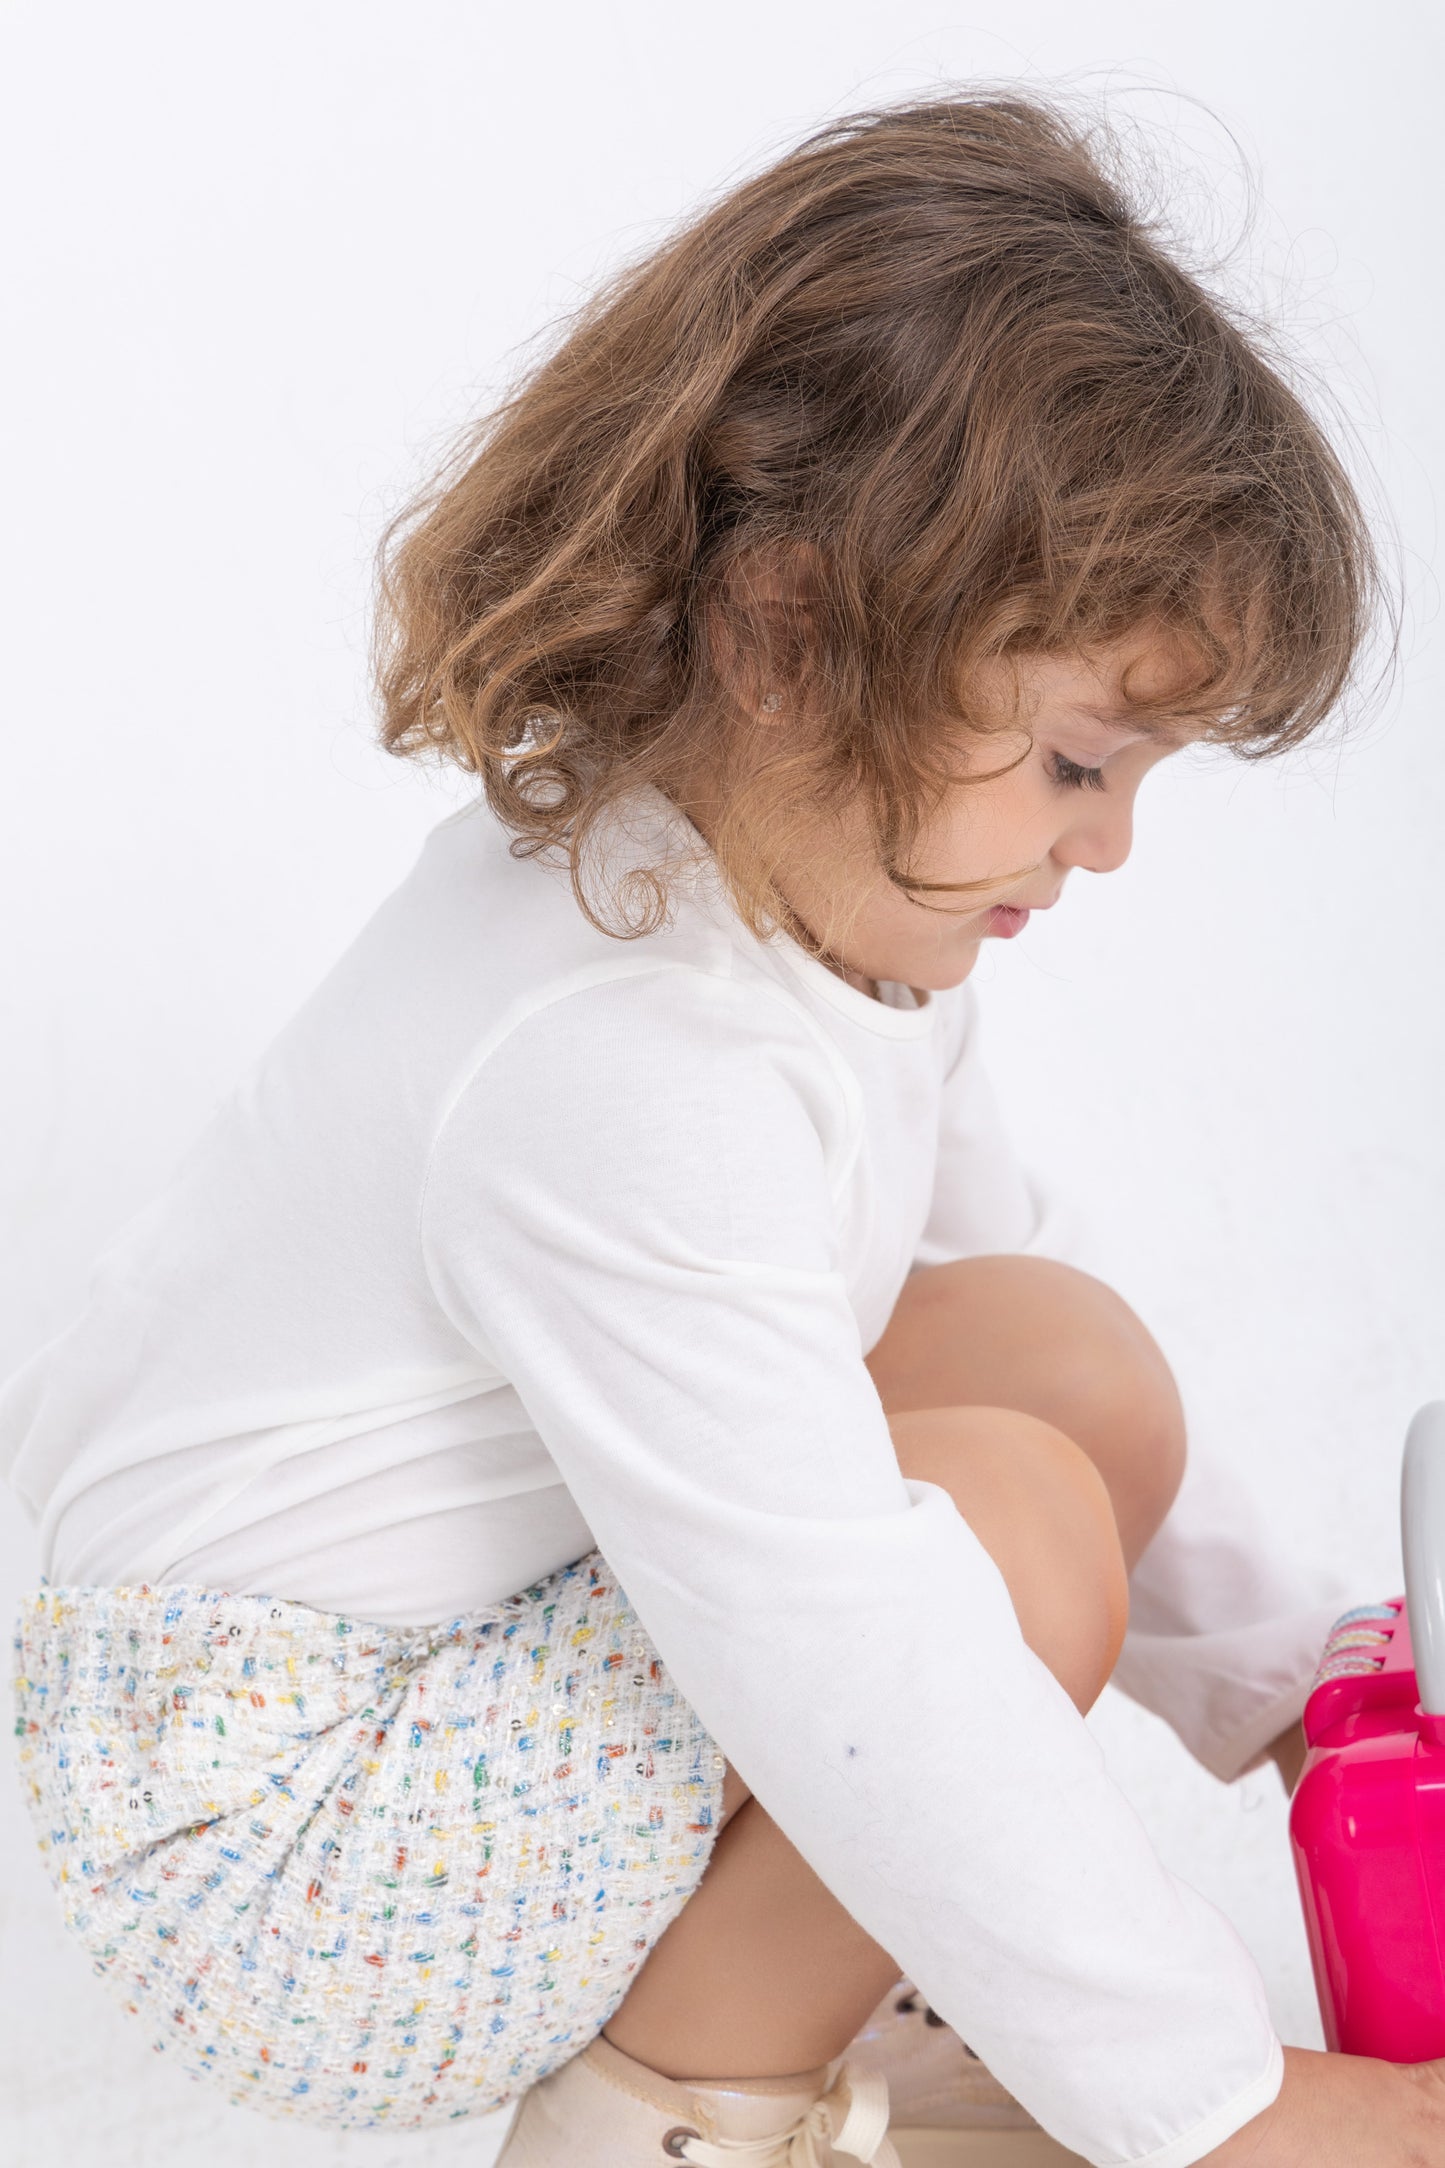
10,1552 -> 726,2130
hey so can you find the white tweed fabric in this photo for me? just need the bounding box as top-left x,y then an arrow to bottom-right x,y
11,1549 -> 726,2130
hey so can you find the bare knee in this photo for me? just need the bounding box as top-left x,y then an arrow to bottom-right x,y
889,1404 -> 1129,1714
868,1255 -> 1187,1569
1040,1267 -> 1188,1566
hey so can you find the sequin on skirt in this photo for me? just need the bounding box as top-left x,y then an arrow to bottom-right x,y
10,1553 -> 727,2129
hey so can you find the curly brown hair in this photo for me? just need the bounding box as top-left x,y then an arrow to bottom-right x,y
372,91 -> 1385,951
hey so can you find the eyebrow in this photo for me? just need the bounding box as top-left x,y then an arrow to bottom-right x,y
1077,707 -> 1195,746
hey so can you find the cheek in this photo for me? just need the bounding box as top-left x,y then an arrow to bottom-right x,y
932,777 -> 1056,886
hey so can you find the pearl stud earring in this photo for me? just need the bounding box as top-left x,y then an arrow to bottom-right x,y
760,692 -> 783,713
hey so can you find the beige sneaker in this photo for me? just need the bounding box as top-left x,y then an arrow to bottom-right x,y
493,2029 -> 903,2164
847,1982 -> 1086,2166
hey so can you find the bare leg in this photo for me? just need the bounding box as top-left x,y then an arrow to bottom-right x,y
603,1256 -> 1181,2080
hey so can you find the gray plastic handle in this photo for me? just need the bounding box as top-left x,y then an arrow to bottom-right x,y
1402,1402 -> 1445,1715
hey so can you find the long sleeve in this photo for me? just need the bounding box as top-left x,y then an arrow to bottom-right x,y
419,965 -> 1285,2168
915,982 -> 1352,1784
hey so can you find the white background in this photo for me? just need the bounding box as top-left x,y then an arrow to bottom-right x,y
1,3 -> 1441,2163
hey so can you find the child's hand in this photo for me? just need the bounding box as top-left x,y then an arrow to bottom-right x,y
1199,2044 -> 1445,2164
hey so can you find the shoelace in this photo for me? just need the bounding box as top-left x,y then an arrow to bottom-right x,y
676,2059 -> 901,2167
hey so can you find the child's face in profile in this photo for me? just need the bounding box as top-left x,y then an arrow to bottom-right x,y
777,626 -> 1203,994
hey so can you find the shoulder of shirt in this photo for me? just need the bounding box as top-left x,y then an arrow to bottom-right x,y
432,950 -> 855,1136
417,796 -> 861,1150
417,952 -> 868,1234
414,787 -> 967,1144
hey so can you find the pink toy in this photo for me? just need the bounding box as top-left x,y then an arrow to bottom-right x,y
1289,1401 -> 1445,2059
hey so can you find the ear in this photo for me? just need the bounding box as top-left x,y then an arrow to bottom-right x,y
709,540 -> 827,712
726,538 -> 826,616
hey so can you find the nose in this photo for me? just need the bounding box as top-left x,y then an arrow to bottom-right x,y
1053,792 -> 1135,878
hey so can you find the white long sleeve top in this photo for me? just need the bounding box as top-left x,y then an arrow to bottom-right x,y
1,783 -> 1353,2166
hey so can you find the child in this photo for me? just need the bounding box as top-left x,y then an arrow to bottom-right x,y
6,91 -> 1441,2168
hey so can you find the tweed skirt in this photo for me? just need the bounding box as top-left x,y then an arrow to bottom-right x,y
10,1552 -> 727,2130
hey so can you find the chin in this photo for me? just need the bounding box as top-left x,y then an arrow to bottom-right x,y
916,941 -> 982,991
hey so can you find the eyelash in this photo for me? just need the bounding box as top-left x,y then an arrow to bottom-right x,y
1049,753 -> 1107,792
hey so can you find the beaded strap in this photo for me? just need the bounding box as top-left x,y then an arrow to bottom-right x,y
1309,1602 -> 1401,1686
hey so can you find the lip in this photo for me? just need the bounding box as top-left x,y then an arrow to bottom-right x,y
982,893 -> 1061,937
986,905 -> 1030,937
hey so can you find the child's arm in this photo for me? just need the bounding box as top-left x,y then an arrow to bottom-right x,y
420,965 -> 1289,2168
916,980 -> 1354,1787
